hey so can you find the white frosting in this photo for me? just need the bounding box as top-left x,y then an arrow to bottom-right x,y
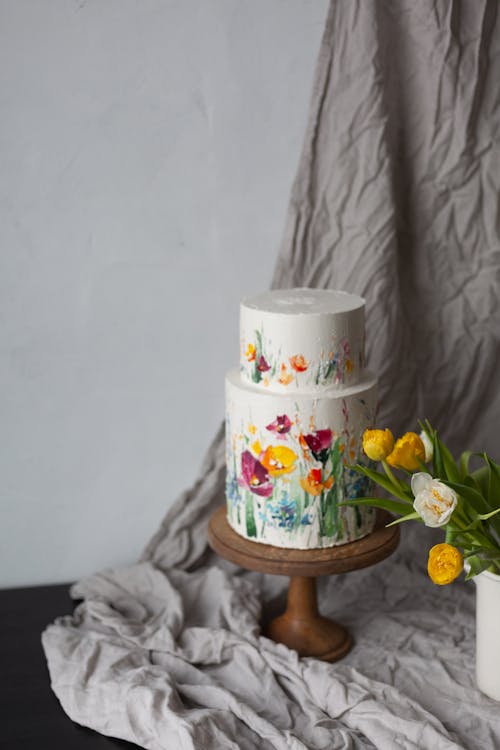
240,288 -> 365,392
225,369 -> 377,549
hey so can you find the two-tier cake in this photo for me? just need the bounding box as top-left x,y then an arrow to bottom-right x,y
225,288 -> 377,549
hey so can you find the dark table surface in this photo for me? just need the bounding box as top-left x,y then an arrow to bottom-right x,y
1,583 -> 139,749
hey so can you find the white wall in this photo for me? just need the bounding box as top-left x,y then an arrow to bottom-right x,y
0,0 -> 328,587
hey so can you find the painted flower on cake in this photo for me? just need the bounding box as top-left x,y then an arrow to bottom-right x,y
289,354 -> 309,372
268,496 -> 297,530
278,363 -> 293,385
299,467 -> 334,496
261,445 -> 297,477
411,472 -> 458,527
386,432 -> 426,471
257,355 -> 271,372
245,343 -> 256,362
427,543 -> 463,585
266,414 -> 292,437
239,450 -> 273,497
301,429 -> 333,463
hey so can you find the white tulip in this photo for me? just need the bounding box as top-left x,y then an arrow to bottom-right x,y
411,472 -> 457,528
419,430 -> 433,462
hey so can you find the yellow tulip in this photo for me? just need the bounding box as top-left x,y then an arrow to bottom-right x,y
427,543 -> 463,585
386,432 -> 426,471
362,428 -> 395,462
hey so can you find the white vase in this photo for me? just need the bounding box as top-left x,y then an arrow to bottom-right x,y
475,569 -> 500,701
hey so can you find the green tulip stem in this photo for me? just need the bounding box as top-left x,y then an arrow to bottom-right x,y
381,460 -> 399,489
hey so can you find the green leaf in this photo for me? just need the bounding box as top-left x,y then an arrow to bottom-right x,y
485,454 -> 500,507
471,465 -> 489,496
477,507 -> 500,522
438,439 -> 460,482
459,451 -> 472,480
464,555 -> 492,579
339,496 -> 413,516
445,480 -> 490,515
385,511 -> 422,527
352,464 -> 412,502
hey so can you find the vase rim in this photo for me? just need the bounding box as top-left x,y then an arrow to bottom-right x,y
475,568 -> 500,582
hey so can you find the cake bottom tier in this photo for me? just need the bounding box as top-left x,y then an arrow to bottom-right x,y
225,369 -> 378,549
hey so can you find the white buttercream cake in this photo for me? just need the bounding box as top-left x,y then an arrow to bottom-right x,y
225,288 -> 377,549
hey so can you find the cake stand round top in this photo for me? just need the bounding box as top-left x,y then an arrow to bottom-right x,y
208,507 -> 400,577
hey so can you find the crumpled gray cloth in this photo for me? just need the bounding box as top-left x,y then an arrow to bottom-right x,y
43,1 -> 500,748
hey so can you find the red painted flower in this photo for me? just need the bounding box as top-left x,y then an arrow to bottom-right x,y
257,356 -> 271,372
239,450 -> 273,497
266,414 -> 292,437
302,429 -> 333,463
299,467 -> 334,496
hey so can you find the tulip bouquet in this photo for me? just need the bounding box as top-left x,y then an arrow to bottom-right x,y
345,422 -> 500,585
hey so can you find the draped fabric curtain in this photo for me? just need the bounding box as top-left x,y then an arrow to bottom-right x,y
273,0 -> 500,459
43,3 -> 500,748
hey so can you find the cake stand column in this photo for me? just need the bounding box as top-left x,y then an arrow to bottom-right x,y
266,575 -> 352,661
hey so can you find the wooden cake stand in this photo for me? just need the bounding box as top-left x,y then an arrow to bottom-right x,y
208,507 -> 399,662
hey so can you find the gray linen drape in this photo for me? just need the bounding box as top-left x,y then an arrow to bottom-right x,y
43,2 -> 500,748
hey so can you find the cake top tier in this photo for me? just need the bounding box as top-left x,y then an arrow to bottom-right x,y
242,288 -> 365,315
240,288 -> 365,393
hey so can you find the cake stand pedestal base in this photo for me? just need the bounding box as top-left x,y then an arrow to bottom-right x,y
208,507 -> 399,662
266,576 -> 351,661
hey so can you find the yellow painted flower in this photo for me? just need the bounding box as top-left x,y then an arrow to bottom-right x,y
251,440 -> 262,456
279,363 -> 293,386
245,343 -> 256,362
248,424 -> 257,435
427,543 -> 463,585
261,445 -> 297,476
362,428 -> 395,462
386,432 -> 425,471
345,359 -> 353,373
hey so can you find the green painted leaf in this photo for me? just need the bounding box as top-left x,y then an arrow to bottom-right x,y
245,495 -> 257,538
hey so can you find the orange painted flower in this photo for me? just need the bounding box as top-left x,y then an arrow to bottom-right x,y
245,343 -> 256,362
279,363 -> 293,385
290,354 -> 309,372
299,467 -> 334,496
261,445 -> 297,476
345,359 -> 353,373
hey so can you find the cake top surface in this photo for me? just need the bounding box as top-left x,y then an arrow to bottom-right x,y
241,288 -> 364,315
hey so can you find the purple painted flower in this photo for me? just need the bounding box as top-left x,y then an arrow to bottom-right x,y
239,450 -> 273,497
302,429 -> 333,463
256,356 -> 271,372
266,414 -> 292,437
